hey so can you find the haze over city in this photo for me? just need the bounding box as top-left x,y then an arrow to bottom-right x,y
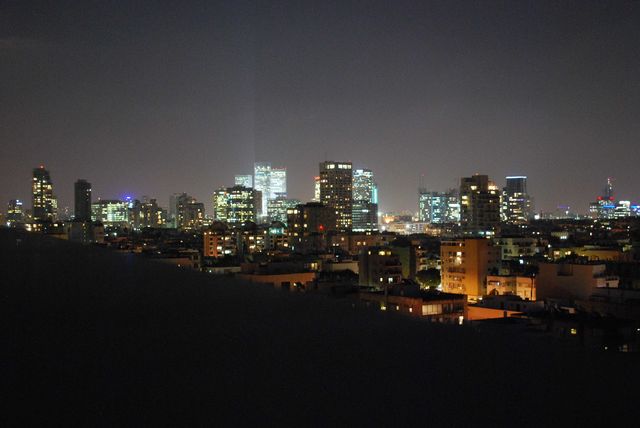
2,0 -> 639,214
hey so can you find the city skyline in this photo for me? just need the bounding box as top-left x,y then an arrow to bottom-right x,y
2,1 -> 639,214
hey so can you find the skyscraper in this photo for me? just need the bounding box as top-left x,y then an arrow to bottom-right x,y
253,162 -> 271,218
269,168 -> 287,199
32,165 -> 55,222
212,186 -> 259,224
459,174 -> 500,236
234,174 -> 253,188
74,179 -> 92,221
319,161 -> 353,231
352,168 -> 378,232
312,176 -> 321,202
502,176 -> 531,224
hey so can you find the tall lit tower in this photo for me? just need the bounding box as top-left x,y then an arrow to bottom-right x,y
32,165 -> 55,221
319,161 -> 353,231
502,176 -> 531,224
352,168 -> 378,231
254,162 -> 271,218
74,179 -> 92,221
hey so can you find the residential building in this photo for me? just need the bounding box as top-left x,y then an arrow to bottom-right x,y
459,174 -> 500,236
358,247 -> 403,288
440,238 -> 501,301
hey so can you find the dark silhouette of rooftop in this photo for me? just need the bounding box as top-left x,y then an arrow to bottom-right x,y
2,228 -> 639,426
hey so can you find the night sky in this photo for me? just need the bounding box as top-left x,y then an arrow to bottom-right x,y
2,0 -> 639,215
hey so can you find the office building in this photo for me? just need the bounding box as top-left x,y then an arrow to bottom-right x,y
212,186 -> 259,224
418,190 -> 460,224
267,195 -> 300,224
352,168 -> 378,232
253,162 -> 287,221
91,199 -> 130,227
74,179 -> 92,221
234,174 -> 253,188
32,165 -> 55,222
459,174 -> 500,236
440,238 -> 501,301
502,176 -> 531,224
287,202 -> 336,252
319,161 -> 353,231
7,199 -> 24,226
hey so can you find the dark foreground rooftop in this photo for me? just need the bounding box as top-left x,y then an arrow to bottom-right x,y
2,229 -> 639,426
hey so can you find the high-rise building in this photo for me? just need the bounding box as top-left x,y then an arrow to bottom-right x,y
352,168 -> 378,232
91,199 -> 130,227
267,195 -> 300,224
352,169 -> 375,202
319,161 -> 353,231
7,199 -> 24,226
502,176 -> 531,224
287,202 -> 336,252
32,165 -> 55,222
253,162 -> 287,221
74,179 -> 92,221
235,174 -> 253,188
254,162 -> 271,218
589,178 -> 616,219
269,168 -> 287,198
174,194 -> 205,230
131,198 -> 167,229
212,186 -> 259,224
418,190 -> 460,224
312,176 -> 321,202
459,174 -> 500,236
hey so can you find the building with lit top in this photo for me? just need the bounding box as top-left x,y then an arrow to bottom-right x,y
459,174 -> 500,236
319,161 -> 353,231
32,165 -> 55,222
352,168 -> 378,232
589,178 -> 617,219
502,176 -> 531,224
212,185 -> 259,224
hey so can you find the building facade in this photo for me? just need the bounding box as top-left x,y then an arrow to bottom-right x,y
459,174 -> 500,236
74,179 -> 92,221
440,238 -> 501,301
502,176 -> 531,224
320,161 -> 353,231
32,166 -> 55,222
